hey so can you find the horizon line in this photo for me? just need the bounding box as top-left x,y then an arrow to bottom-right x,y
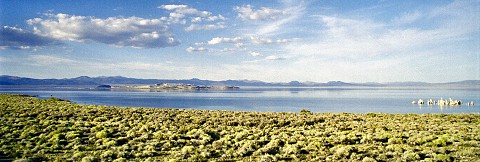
1,74 -> 479,85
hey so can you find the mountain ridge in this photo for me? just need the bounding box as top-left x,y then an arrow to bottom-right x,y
0,75 -> 478,87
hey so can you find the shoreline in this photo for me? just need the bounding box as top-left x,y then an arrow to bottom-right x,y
1,94 -> 479,161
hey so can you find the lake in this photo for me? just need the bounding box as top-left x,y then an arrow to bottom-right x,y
1,86 -> 479,114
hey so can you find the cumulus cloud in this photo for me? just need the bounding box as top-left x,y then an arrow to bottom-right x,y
207,37 -> 243,45
265,55 -> 285,60
205,15 -> 226,22
191,17 -> 203,23
199,36 -> 296,46
190,15 -> 226,23
276,38 -> 299,43
159,5 -> 211,17
220,48 -> 237,52
249,51 -> 262,56
186,46 -> 208,53
27,13 -> 179,48
235,5 -> 288,21
185,22 -> 226,31
0,26 -> 58,50
193,42 -> 206,46
250,36 -> 298,44
236,1 -> 306,36
159,4 -> 226,31
235,43 -> 246,49
250,36 -> 273,44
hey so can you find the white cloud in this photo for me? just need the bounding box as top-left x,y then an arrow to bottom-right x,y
199,36 -> 297,46
206,15 -> 226,21
27,13 -> 179,48
288,7 -> 478,60
0,26 -> 59,50
235,5 -> 287,21
193,42 -> 206,46
428,0 -> 480,35
186,46 -> 208,53
237,1 -> 306,36
159,4 -> 226,31
93,61 -> 200,78
279,0 -> 480,82
159,5 -> 206,24
234,43 -> 246,49
392,11 -> 422,25
265,55 -> 285,60
169,12 -> 185,19
249,51 -> 262,57
159,5 -> 210,17
190,15 -> 226,23
250,36 -> 273,44
207,37 -> 243,45
28,55 -> 75,66
185,22 -> 226,31
191,17 -> 203,23
18,54 -> 200,79
216,63 -> 300,82
263,1 -> 305,36
276,38 -> 299,43
159,5 -> 187,11
220,48 -> 237,52
250,36 -> 299,44
285,15 -> 444,59
286,57 -> 412,82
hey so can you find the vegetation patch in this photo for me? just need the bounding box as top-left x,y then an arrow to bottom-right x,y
1,94 -> 479,161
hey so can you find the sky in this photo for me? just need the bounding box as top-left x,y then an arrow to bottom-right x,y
0,0 -> 479,83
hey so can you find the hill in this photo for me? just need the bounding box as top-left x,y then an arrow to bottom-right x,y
0,75 -> 478,87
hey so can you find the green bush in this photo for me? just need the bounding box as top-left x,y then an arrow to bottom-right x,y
96,131 -> 108,139
300,109 -> 313,115
0,94 -> 479,161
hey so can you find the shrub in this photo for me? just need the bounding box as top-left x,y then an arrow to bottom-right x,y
81,156 -> 98,162
259,154 -> 277,162
95,131 -> 108,139
402,150 -> 420,161
112,158 -> 127,162
101,150 -> 115,160
1,94 -> 480,161
362,157 -> 377,162
300,109 -> 313,115
433,154 -> 451,162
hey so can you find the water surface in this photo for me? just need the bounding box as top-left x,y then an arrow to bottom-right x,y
1,86 -> 478,114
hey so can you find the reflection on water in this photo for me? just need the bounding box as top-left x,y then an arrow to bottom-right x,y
416,104 -> 476,113
1,86 -> 478,114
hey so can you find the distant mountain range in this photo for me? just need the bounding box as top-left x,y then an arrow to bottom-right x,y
0,75 -> 479,87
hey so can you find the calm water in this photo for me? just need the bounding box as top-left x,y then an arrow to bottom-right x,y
1,86 -> 479,114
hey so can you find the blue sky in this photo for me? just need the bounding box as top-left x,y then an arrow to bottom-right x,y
0,0 -> 479,83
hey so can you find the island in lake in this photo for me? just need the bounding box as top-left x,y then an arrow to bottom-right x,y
98,83 -> 239,91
